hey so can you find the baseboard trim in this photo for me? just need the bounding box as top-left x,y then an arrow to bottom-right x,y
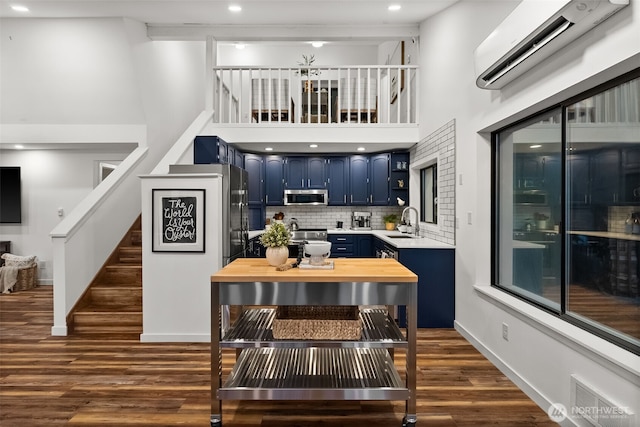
454,320 -> 579,427
140,333 -> 210,343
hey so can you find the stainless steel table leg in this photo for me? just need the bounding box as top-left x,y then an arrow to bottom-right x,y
211,281 -> 222,426
405,281 -> 417,423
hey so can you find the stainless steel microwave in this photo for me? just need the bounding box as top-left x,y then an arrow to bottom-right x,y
514,190 -> 548,205
283,189 -> 328,206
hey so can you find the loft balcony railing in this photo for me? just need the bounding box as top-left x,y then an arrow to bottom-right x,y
212,65 -> 418,126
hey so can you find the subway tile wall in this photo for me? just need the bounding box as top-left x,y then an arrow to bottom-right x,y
410,119 -> 456,245
609,206 -> 640,233
266,206 -> 404,230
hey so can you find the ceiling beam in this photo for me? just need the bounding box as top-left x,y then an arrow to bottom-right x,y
147,24 -> 420,42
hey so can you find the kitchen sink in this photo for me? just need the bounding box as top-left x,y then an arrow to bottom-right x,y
387,235 -> 415,239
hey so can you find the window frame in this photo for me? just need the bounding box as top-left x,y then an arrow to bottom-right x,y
491,68 -> 640,356
420,163 -> 438,224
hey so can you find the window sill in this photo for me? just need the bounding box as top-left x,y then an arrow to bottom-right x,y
473,284 -> 640,379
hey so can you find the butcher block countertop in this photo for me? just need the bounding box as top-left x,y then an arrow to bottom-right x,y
211,258 -> 418,283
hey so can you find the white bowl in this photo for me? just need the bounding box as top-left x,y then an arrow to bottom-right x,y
304,241 -> 332,256
397,225 -> 407,233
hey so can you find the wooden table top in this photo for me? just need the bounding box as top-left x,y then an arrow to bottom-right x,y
211,258 -> 417,283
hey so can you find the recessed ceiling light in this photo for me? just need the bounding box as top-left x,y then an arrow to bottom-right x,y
311,41 -> 324,48
357,147 -> 366,152
309,144 -> 318,148
265,147 -> 273,151
14,144 -> 24,149
228,5 -> 242,12
11,5 -> 29,12
530,144 -> 542,148
388,4 -> 401,11
235,43 -> 246,50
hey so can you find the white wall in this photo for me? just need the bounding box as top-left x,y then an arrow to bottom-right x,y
140,174 -> 223,342
0,148 -> 132,283
419,1 -> 639,424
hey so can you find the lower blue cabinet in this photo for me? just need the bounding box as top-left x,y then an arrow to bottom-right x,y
328,234 -> 374,258
397,248 -> 455,328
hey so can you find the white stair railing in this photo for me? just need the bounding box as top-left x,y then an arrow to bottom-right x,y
213,65 -> 418,126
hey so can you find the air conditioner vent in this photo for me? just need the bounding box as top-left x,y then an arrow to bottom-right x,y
474,0 -> 629,89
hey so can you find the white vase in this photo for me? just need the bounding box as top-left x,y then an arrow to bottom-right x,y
265,246 -> 289,267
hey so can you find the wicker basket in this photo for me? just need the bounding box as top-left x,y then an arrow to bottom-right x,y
272,305 -> 362,340
12,265 -> 38,291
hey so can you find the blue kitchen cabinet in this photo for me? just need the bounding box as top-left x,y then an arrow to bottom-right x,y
390,152 -> 410,207
328,234 -> 355,257
349,155 -> 369,205
568,153 -> 590,205
284,157 -> 306,189
244,154 -> 264,206
264,155 -> 284,206
284,156 -> 326,189
358,235 -> 373,257
329,234 -> 374,257
397,248 -> 455,328
228,145 -> 244,168
307,157 -> 327,189
591,148 -> 621,205
369,153 -> 390,205
235,150 -> 244,169
194,135 -> 228,164
327,157 -> 349,205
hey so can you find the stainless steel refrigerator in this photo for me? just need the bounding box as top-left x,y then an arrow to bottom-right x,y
169,163 -> 248,265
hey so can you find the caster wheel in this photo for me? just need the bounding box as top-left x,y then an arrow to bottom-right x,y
402,416 -> 416,426
210,422 -> 221,427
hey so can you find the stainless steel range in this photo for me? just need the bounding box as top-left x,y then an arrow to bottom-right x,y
288,228 -> 327,258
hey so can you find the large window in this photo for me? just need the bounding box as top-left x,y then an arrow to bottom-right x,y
493,70 -> 640,354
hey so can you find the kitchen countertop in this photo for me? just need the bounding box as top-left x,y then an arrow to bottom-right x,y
328,228 -> 454,249
249,228 -> 454,249
211,257 -> 418,283
569,230 -> 640,242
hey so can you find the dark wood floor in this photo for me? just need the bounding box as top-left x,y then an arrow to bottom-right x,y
0,287 -> 557,426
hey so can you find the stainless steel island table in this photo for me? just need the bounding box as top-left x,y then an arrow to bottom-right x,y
210,258 -> 418,426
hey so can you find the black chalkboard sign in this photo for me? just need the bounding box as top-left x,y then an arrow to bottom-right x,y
152,189 -> 205,252
162,196 -> 197,244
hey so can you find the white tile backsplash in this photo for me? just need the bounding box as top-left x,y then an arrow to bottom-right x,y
266,206 -> 404,230
410,119 -> 456,245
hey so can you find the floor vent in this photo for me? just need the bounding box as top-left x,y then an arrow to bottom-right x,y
571,375 -> 635,427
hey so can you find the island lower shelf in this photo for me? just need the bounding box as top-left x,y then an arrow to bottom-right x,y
222,307 -> 407,348
219,347 -> 409,401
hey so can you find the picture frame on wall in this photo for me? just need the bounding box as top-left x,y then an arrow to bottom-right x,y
152,189 -> 205,253
390,40 -> 405,105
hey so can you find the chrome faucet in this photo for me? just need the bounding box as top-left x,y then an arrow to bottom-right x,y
401,207 -> 420,236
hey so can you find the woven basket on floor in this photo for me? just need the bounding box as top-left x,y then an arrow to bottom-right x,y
272,305 -> 362,340
13,265 -> 38,291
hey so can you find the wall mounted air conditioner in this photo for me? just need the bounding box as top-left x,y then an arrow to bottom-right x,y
474,0 -> 629,90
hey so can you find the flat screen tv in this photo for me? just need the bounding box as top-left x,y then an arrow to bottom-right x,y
0,166 -> 22,223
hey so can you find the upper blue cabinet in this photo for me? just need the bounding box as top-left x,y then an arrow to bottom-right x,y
326,157 -> 349,205
265,155 -> 285,206
284,156 -> 327,189
369,153 -> 390,205
194,135 -> 228,164
349,155 -> 369,205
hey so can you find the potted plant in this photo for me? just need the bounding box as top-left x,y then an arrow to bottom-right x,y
297,54 -> 319,92
383,214 -> 399,231
260,222 -> 291,266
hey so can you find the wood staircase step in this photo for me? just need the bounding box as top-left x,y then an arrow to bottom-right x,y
118,246 -> 142,264
99,265 -> 142,285
69,215 -> 143,339
72,308 -> 142,337
90,286 -> 141,307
